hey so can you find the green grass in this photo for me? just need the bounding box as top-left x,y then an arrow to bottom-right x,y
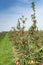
0,33 -> 14,65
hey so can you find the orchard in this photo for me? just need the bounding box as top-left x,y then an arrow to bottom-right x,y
9,2 -> 43,65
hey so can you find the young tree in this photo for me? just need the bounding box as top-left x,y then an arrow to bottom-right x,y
17,19 -> 21,30
9,2 -> 43,65
28,2 -> 43,64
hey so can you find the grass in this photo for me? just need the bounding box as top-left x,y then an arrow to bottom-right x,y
0,33 -> 14,65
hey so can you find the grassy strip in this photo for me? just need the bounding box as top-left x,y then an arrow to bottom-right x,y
0,33 -> 14,65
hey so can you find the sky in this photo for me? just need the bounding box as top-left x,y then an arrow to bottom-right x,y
0,0 -> 43,32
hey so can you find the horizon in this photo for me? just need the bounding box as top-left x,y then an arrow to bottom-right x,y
0,0 -> 43,32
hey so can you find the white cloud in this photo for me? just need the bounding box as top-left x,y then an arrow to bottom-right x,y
36,7 -> 43,30
0,5 -> 43,31
18,0 -> 29,2
17,0 -> 33,4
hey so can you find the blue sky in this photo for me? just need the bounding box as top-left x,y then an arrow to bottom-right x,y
0,0 -> 43,31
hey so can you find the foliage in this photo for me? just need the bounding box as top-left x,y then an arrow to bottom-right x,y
9,2 -> 43,65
